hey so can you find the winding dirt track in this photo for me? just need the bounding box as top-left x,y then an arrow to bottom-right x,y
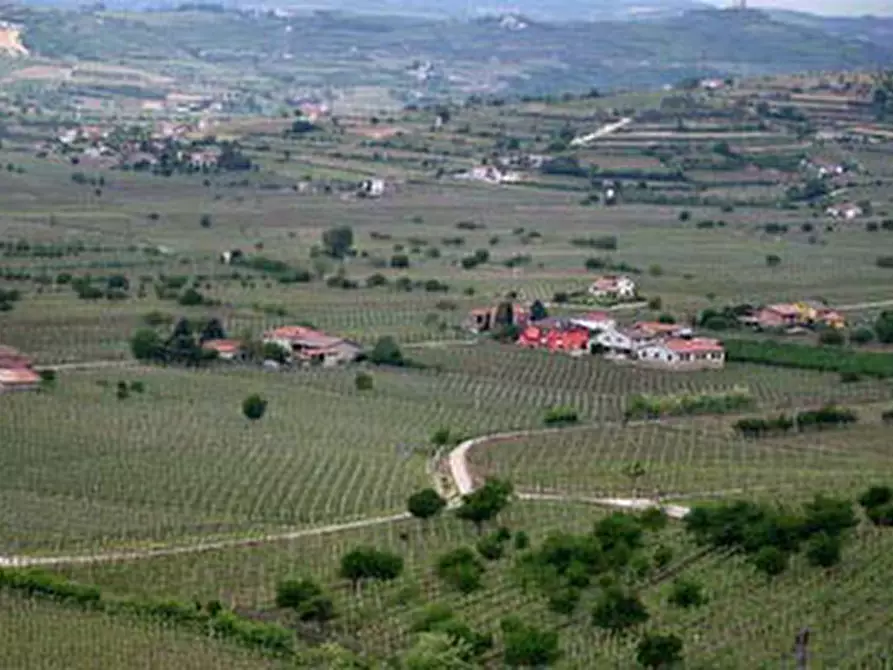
0,424 -> 691,568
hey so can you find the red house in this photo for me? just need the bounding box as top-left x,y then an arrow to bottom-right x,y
518,322 -> 589,354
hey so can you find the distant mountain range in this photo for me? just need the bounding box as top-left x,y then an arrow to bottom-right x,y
1,3 -> 891,101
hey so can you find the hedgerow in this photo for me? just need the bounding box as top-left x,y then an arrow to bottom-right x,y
723,338 -> 893,378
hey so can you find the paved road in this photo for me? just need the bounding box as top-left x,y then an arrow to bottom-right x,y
570,117 -> 633,147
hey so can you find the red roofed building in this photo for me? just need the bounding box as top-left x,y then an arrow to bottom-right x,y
635,337 -> 725,370
263,326 -> 362,366
201,339 -> 244,361
632,322 -> 687,338
0,345 -> 32,369
518,321 -> 590,355
0,367 -> 41,393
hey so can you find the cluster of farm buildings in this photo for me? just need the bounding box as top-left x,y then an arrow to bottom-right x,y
466,306 -> 725,370
202,325 -> 363,367
465,296 -> 847,371
0,346 -> 40,393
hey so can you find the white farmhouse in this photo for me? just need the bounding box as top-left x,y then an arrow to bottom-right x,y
588,275 -> 637,301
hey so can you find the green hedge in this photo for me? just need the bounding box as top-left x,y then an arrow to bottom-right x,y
0,568 -> 294,658
625,387 -> 753,420
723,338 -> 893,378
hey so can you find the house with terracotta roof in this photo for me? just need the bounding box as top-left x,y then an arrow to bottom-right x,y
588,275 -> 637,301
0,367 -> 41,393
201,339 -> 244,361
635,337 -> 725,370
262,326 -> 362,366
517,320 -> 590,355
631,321 -> 689,339
0,345 -> 32,370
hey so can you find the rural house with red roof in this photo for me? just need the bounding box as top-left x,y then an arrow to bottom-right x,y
262,326 -> 362,366
635,337 -> 725,370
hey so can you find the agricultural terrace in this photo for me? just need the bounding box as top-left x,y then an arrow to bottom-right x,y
1,70 -> 893,668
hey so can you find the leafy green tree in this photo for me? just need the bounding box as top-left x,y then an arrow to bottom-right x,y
501,616 -> 562,667
636,632 -> 683,668
806,533 -> 842,569
261,341 -> 290,364
752,546 -> 789,578
530,299 -> 548,321
339,547 -> 404,590
595,513 -> 644,553
408,489 -> 447,521
875,311 -> 893,344
667,578 -> 707,609
275,578 -> 335,623
242,394 -> 268,421
322,226 -> 354,259
436,548 -> 485,594
456,478 -> 513,533
592,587 -> 649,634
653,544 -> 674,570
858,485 -> 893,510
476,532 -> 505,561
354,372 -> 373,391
369,336 -> 404,366
198,318 -> 226,343
130,328 -> 165,361
801,494 -> 857,539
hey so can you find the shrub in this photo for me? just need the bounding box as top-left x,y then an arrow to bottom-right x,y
242,394 -> 268,421
275,578 -> 335,622
407,489 -> 446,521
390,254 -> 410,269
647,297 -> 662,311
500,617 -> 561,668
668,578 -> 707,609
858,485 -> 893,510
805,533 -> 842,568
437,548 -> 485,593
626,388 -> 753,420
678,210 -> 691,222
636,633 -> 683,669
369,337 -> 404,366
456,479 -> 513,533
818,329 -> 845,346
354,372 -> 373,391
339,547 -> 404,588
476,531 -> 507,561
752,546 -> 789,578
850,327 -> 874,345
877,256 -> 893,269
653,545 -> 674,570
592,587 -> 649,634
547,586 -> 580,615
765,254 -> 782,267
514,531 -> 530,551
543,405 -> 579,425
178,288 -> 206,306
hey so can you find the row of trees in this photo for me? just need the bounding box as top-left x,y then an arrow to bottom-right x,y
130,317 -> 226,366
734,404 -> 858,438
723,337 -> 893,378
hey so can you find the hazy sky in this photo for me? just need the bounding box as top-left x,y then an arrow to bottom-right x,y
720,0 -> 893,14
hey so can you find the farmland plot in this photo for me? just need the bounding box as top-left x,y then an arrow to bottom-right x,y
468,422 -> 893,503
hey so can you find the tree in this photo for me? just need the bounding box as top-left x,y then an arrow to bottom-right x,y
592,587 -> 649,634
322,226 -> 354,259
339,547 -> 404,590
354,372 -> 374,391
275,578 -> 335,623
636,633 -> 683,668
242,394 -> 268,421
624,461 -> 647,497
436,548 -> 485,594
200,214 -> 212,228
667,578 -> 707,609
752,545 -> 789,578
858,485 -> 893,510
456,478 -> 513,533
130,328 -> 165,361
530,299 -> 548,322
875,311 -> 893,344
501,616 -> 561,668
806,532 -> 842,569
369,336 -> 404,366
401,632 -> 474,670
408,489 -> 447,521
818,329 -> 844,346
198,317 -> 226,343
801,494 -> 857,539
493,301 -> 514,329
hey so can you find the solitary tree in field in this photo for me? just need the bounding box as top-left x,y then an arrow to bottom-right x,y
242,394 -> 268,421
592,587 -> 649,634
636,632 -> 683,668
339,547 -> 404,592
369,336 -> 404,366
408,488 -> 447,522
456,478 -> 513,534
322,226 -> 354,259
